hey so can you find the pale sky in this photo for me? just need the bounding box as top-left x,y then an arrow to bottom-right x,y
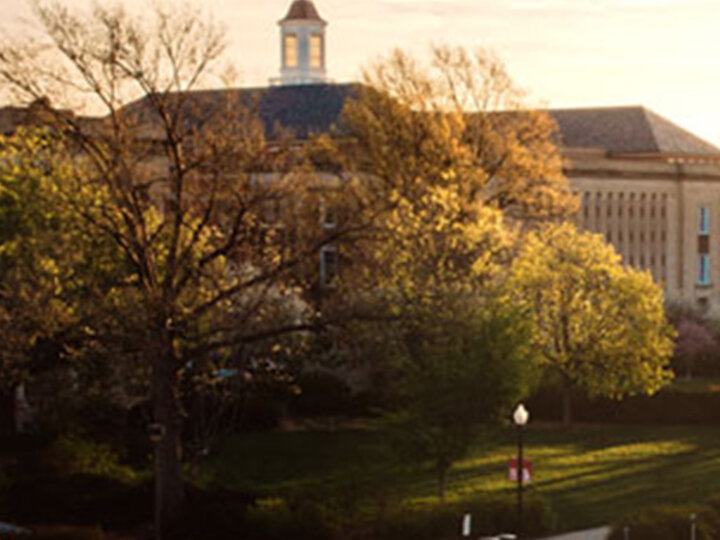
2,0 -> 720,146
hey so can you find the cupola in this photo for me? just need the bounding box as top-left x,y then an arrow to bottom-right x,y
274,0 -> 328,85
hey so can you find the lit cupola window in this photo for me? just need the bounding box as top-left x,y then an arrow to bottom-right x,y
284,34 -> 298,68
310,34 -> 323,69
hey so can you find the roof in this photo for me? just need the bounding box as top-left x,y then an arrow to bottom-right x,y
122,83 -> 358,140
549,106 -> 720,156
121,85 -> 720,158
281,0 -> 325,23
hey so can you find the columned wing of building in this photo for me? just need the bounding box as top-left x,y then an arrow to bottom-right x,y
554,106 -> 720,313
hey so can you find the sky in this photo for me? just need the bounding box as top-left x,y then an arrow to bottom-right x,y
2,0 -> 719,146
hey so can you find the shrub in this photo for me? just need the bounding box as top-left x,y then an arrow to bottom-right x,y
372,492 -> 556,540
291,371 -> 361,418
47,435 -> 137,481
528,382 -> 720,425
609,506 -> 710,540
169,486 -> 258,540
7,474 -> 152,529
241,499 -> 333,540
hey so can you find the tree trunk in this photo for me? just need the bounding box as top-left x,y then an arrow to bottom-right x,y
562,383 -> 572,427
437,460 -> 448,504
152,327 -> 185,539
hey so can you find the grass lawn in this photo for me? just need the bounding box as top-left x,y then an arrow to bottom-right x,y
204,423 -> 720,532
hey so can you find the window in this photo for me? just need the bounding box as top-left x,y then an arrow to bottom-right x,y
650,194 -> 656,218
319,197 -> 337,228
698,253 -> 710,285
699,207 -> 710,235
284,34 -> 298,68
310,35 -> 323,68
261,197 -> 281,223
320,245 -> 338,287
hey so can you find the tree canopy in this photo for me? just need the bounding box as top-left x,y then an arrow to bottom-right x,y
324,45 -> 577,225
507,223 -> 675,424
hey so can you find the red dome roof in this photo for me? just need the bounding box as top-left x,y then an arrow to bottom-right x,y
281,0 -> 325,23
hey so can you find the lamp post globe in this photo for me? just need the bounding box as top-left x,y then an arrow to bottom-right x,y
513,403 -> 529,537
513,404 -> 529,426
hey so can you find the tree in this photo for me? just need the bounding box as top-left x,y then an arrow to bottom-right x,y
507,223 -> 675,425
317,45 -> 577,228
383,292 -> 536,503
0,2 -> 341,535
0,129 -> 115,390
674,319 -> 717,379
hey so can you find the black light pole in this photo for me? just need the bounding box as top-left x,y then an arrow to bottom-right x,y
513,404 -> 529,538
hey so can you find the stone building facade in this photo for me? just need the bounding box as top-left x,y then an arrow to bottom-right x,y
551,107 -> 720,313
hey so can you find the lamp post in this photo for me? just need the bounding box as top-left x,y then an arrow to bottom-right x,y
513,404 -> 529,537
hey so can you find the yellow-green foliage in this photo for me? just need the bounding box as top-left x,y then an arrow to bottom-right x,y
508,222 -> 675,399
48,435 -> 138,483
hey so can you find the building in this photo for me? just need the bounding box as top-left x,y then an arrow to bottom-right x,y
260,0 -> 720,314
2,0 -> 720,314
555,107 -> 720,313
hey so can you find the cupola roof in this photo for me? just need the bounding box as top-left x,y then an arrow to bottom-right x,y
281,0 -> 325,23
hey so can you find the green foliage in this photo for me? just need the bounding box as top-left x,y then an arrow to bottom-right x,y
209,425 -> 720,533
528,380 -> 720,424
237,491 -> 554,540
47,435 -> 138,482
374,493 -> 556,540
242,498 -> 333,540
383,293 -> 537,500
508,223 -> 675,420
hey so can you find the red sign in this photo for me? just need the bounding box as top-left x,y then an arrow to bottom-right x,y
509,458 -> 533,484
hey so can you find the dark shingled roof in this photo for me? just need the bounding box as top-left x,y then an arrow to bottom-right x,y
121,83 -> 358,140
549,106 -> 720,156
122,85 -> 720,158
255,83 -> 355,137
281,0 -> 325,23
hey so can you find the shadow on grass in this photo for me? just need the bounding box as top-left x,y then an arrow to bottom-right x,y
204,424 -> 720,531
